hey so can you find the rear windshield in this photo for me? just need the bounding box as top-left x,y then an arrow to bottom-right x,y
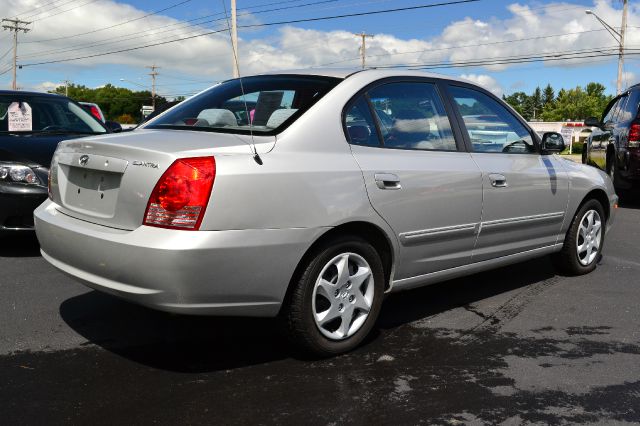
145,75 -> 342,135
0,95 -> 106,135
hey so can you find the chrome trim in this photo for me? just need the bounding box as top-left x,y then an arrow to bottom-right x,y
480,211 -> 565,231
399,222 -> 478,245
390,244 -> 562,292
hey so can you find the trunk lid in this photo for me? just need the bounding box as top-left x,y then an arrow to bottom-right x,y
49,129 -> 274,230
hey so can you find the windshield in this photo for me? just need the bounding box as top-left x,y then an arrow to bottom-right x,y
0,95 -> 107,134
145,75 -> 342,135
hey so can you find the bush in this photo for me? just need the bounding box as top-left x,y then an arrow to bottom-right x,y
116,113 -> 136,124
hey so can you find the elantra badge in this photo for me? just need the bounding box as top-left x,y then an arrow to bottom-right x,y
132,161 -> 159,169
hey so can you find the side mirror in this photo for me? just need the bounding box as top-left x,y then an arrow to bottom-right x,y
105,120 -> 122,133
541,132 -> 565,154
584,117 -> 601,128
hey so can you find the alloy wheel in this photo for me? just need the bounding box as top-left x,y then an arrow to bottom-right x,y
312,252 -> 375,340
576,209 -> 602,266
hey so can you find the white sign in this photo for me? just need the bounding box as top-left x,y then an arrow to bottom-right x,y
560,127 -> 574,145
8,102 -> 33,132
141,105 -> 154,117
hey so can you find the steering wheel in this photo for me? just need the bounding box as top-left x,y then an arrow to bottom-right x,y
502,140 -> 531,153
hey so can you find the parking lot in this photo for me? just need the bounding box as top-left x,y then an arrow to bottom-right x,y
0,200 -> 637,424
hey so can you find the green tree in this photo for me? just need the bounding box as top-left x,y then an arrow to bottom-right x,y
51,83 -> 168,121
542,84 -> 555,107
541,84 -> 612,121
503,91 -> 530,118
526,87 -> 542,120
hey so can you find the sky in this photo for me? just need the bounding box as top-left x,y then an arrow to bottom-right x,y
0,0 -> 638,99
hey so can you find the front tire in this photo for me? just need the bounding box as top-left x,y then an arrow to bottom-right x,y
282,235 -> 385,357
552,199 -> 606,275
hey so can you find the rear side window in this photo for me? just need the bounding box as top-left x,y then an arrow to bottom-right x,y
344,96 -> 380,147
367,82 -> 456,151
449,85 -> 536,154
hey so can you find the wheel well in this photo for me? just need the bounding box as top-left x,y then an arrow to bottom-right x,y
280,222 -> 395,314
582,189 -> 611,221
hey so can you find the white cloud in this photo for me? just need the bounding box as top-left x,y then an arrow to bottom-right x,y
1,0 -> 638,91
459,73 -> 504,96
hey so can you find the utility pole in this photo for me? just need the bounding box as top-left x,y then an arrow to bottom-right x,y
146,65 -> 160,110
617,0 -> 628,95
355,32 -> 374,69
1,18 -> 30,90
231,0 -> 239,78
63,79 -> 71,97
586,1 -> 628,94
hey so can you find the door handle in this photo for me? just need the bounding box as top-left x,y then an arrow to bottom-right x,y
489,173 -> 508,188
374,173 -> 401,190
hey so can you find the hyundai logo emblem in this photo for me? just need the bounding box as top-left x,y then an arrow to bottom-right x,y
79,155 -> 89,166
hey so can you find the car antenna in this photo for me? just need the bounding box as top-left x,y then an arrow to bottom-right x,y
220,0 -> 263,166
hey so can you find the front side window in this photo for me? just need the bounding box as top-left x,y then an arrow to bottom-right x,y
449,85 -> 536,154
145,75 -> 341,135
0,96 -> 106,134
365,82 -> 457,151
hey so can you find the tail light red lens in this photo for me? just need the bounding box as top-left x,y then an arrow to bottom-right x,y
90,106 -> 102,121
143,157 -> 216,230
629,122 -> 640,148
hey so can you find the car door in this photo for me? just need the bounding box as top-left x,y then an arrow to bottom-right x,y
592,96 -> 624,171
445,84 -> 569,262
344,79 -> 483,280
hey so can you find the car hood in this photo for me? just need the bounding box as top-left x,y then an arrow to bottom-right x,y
0,133 -> 91,167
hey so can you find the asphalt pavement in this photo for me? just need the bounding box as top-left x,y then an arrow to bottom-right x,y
1,202 -> 640,425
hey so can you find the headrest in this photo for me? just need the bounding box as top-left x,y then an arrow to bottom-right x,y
266,109 -> 298,128
197,109 -> 237,127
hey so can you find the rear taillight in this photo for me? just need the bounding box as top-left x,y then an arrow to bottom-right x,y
143,157 -> 216,230
629,121 -> 640,148
90,106 -> 102,122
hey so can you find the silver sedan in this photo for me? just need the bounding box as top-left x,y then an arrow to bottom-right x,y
35,69 -> 617,356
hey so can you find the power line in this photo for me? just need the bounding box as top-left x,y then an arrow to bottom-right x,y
319,28 -> 613,67
239,0 -> 481,29
20,0 -> 482,67
373,47 -> 640,70
0,46 -> 12,62
20,0 -> 339,59
12,0 -> 70,19
30,0 -> 101,23
23,0 -> 193,43
24,0 -> 85,21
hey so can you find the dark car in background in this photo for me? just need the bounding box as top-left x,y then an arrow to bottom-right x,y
0,91 -> 108,234
583,84 -> 640,196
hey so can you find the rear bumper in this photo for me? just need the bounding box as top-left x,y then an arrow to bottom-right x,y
619,149 -> 640,188
0,184 -> 47,232
35,200 -> 327,317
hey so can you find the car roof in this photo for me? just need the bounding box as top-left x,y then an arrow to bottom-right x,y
258,68 -> 471,84
0,90 -> 66,98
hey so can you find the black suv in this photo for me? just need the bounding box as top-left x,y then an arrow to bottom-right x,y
583,84 -> 640,196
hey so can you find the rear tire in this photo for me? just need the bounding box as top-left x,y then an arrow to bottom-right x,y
552,199 -> 606,276
281,235 -> 385,357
